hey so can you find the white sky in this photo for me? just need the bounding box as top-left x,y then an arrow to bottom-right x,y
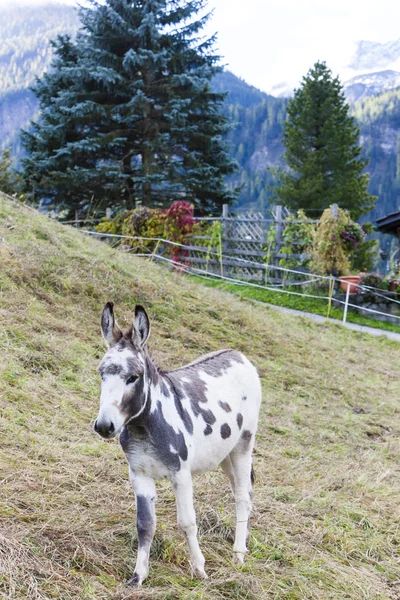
3,0 -> 400,92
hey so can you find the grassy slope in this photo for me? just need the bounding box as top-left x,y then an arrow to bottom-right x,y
0,194 -> 399,600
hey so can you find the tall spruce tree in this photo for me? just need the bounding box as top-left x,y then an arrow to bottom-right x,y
20,0 -> 236,217
274,61 -> 375,219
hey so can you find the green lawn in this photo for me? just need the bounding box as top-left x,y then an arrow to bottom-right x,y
192,276 -> 400,334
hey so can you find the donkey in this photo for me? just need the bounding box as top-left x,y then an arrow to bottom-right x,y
94,302 -> 262,586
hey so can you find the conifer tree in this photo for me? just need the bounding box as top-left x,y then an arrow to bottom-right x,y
274,61 -> 375,219
20,0 -> 236,217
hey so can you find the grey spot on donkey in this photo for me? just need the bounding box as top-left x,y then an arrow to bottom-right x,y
219,400 -> 232,413
94,303 -> 262,586
220,423 -> 231,439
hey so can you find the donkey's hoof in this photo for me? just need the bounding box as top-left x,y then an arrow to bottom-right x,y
233,552 -> 246,565
193,566 -> 208,580
126,572 -> 141,587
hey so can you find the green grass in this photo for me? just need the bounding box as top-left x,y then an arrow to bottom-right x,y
192,277 -> 400,334
1,193 -> 400,599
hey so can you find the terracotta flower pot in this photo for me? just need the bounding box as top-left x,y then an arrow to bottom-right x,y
339,275 -> 361,294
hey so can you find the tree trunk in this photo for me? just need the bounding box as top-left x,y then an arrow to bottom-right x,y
123,153 -> 135,210
142,119 -> 152,206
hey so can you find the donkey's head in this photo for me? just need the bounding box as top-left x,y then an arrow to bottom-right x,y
94,303 -> 150,439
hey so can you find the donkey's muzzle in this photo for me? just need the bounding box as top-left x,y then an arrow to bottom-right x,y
94,418 -> 115,439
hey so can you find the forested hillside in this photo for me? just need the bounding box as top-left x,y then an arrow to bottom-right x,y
0,4 -> 79,154
353,88 -> 400,221
0,4 -> 400,219
214,72 -> 287,211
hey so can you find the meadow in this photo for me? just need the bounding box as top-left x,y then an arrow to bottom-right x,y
0,194 -> 399,599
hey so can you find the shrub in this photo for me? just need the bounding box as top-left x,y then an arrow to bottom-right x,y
359,273 -> 388,291
279,209 -> 315,272
311,207 -> 368,276
349,222 -> 377,273
95,201 -> 202,261
341,222 -> 365,253
165,202 -> 199,261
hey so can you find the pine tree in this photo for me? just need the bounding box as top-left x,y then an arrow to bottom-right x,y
20,0 -> 236,217
274,61 -> 376,219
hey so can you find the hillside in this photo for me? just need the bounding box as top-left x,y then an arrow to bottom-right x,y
214,72 -> 287,211
0,4 -> 79,154
1,193 -> 400,599
343,70 -> 400,103
352,87 -> 400,221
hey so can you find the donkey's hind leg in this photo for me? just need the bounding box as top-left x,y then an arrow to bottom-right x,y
172,470 -> 207,579
229,432 -> 255,564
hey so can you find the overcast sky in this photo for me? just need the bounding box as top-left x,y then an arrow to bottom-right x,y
3,0 -> 400,92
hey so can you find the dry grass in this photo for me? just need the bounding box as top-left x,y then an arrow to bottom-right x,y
0,193 -> 399,600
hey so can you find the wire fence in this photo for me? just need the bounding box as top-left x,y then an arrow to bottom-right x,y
3,191 -> 398,329
83,230 -> 400,328
71,203 -> 320,284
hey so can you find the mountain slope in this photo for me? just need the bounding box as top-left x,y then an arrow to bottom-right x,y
0,4 -> 78,94
0,4 -> 79,154
343,70 -> 400,103
213,70 -> 270,108
353,87 -> 400,220
1,193 -> 400,599
214,71 -> 287,210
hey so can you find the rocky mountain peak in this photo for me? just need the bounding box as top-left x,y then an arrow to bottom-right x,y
343,70 -> 400,103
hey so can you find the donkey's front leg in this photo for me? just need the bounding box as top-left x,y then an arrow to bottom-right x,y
172,471 -> 207,579
127,468 -> 156,586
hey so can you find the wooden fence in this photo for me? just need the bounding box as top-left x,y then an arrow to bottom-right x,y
180,204 -> 317,284
66,203 -> 320,285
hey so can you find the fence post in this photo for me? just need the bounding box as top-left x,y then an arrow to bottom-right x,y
327,276 -> 335,318
274,205 -> 283,281
222,204 -> 229,277
106,207 -> 112,220
343,282 -> 351,324
331,204 -> 339,218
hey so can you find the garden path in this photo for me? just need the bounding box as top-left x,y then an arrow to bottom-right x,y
254,302 -> 400,343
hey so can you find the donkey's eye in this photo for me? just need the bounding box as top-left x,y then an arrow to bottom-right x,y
126,375 -> 138,386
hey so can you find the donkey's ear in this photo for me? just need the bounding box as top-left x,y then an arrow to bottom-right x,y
132,305 -> 150,348
101,302 -> 123,347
